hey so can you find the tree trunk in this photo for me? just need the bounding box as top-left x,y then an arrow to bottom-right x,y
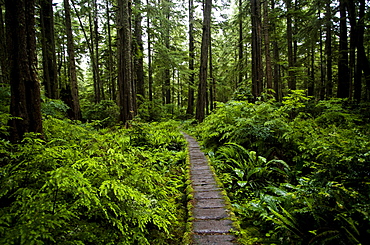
325,0 -> 333,98
134,0 -> 145,105
117,0 -> 134,124
209,29 -> 215,111
263,0 -> 273,94
163,0 -> 171,105
147,0 -> 153,102
88,0 -> 101,103
0,3 -> 8,85
40,0 -> 58,99
106,0 -> 115,101
196,0 -> 211,122
319,18 -> 325,100
337,0 -> 350,98
251,0 -> 263,98
186,0 -> 195,115
64,0 -> 81,120
356,0 -> 370,102
285,0 -> 295,90
6,0 -> 43,142
271,0 -> 281,101
237,0 -> 243,88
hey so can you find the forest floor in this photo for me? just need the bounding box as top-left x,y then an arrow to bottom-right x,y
183,133 -> 237,245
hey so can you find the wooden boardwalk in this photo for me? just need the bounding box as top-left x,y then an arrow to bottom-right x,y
183,133 -> 236,245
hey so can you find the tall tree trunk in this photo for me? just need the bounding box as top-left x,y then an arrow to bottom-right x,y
6,0 -> 43,142
237,0 -> 243,88
285,0 -> 296,90
106,0 -> 115,101
186,0 -> 195,115
356,0 -> 370,102
163,0 -> 171,105
196,0 -> 211,122
251,0 -> 263,98
88,0 -> 101,103
0,2 -> 8,85
271,0 -> 281,101
347,0 -> 357,100
93,0 -> 103,101
337,0 -> 350,98
147,0 -> 153,102
64,0 -> 81,120
117,0 -> 134,124
319,17 -> 325,100
308,44 -> 315,97
40,0 -> 58,99
325,0 -> 333,98
134,0 -> 145,105
209,29 -> 215,111
263,0 -> 272,94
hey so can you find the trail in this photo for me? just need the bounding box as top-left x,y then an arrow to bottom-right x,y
183,133 -> 236,245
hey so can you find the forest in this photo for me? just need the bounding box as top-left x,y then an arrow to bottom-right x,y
0,0 -> 370,244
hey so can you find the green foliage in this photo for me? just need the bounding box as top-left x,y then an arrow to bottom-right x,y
81,100 -> 120,127
195,97 -> 370,244
0,118 -> 187,244
41,98 -> 69,118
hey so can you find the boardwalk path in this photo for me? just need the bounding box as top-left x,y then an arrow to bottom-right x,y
183,133 -> 236,245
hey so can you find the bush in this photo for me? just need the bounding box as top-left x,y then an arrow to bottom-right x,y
0,118 -> 187,244
195,95 -> 370,244
81,100 -> 120,127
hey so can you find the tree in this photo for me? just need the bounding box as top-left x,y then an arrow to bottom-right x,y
186,0 -> 195,116
285,0 -> 296,90
146,0 -> 153,102
251,0 -> 263,98
40,0 -> 59,99
196,0 -> 212,122
263,0 -> 273,94
117,0 -> 134,124
133,0 -> 145,104
6,0 -> 43,142
237,0 -> 243,88
337,0 -> 350,98
325,0 -> 333,98
0,1 -> 8,85
105,0 -> 115,101
63,0 -> 82,120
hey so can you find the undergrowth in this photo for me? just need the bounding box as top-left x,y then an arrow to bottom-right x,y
0,117 -> 187,244
190,92 -> 370,245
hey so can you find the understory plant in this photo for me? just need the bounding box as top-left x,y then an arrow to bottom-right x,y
195,94 -> 370,245
0,117 -> 187,244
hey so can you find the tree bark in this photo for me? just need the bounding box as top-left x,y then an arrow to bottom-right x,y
147,0 -> 153,102
263,0 -> 273,94
251,0 -> 263,98
271,0 -> 281,101
163,0 -> 171,105
237,0 -> 243,88
6,0 -> 43,142
186,0 -> 195,115
117,0 -> 134,124
40,0 -> 58,99
337,0 -> 350,98
0,2 -> 8,85
285,0 -> 296,90
196,0 -> 211,122
64,0 -> 82,120
133,0 -> 145,105
325,0 -> 333,98
106,0 -> 115,101
355,0 -> 370,102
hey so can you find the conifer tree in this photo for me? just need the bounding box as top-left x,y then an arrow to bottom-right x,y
196,0 -> 212,122
6,0 -> 43,142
